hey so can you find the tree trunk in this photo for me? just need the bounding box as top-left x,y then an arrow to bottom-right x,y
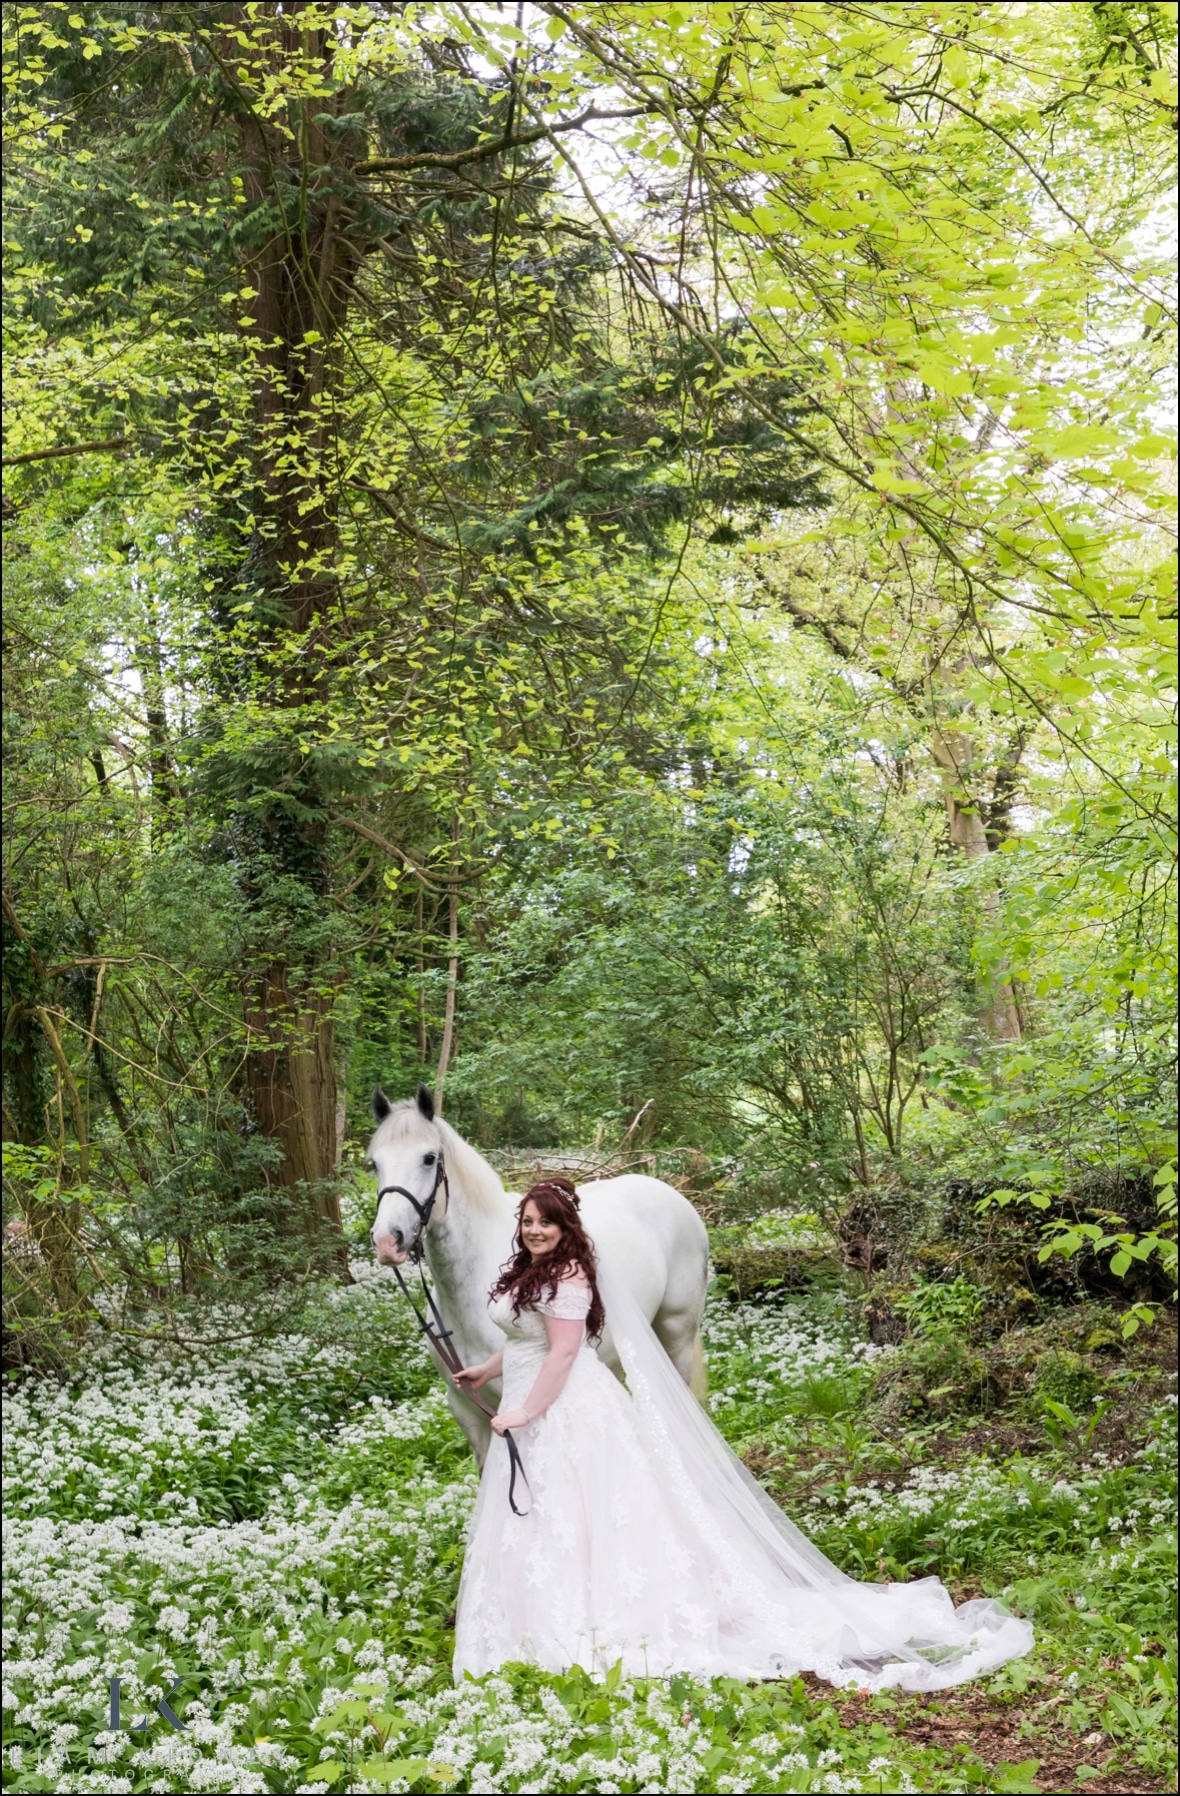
416,886 -> 429,1064
244,967 -> 347,1268
17,1186 -> 85,1328
222,5 -> 364,1263
930,727 -> 1022,1043
1,901 -> 87,1329
334,1069 -> 347,1171
434,880 -> 460,1111
137,623 -> 179,849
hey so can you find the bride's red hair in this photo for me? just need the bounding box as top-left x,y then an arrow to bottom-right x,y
490,1177 -> 605,1339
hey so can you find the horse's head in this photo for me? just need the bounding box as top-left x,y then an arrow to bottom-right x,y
368,1083 -> 447,1265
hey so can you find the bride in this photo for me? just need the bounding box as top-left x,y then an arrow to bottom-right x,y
452,1178 -> 1032,1691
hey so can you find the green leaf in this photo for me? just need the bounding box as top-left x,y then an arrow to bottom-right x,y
314,1700 -> 370,1732
357,1758 -> 431,1783
990,1762 -> 1042,1794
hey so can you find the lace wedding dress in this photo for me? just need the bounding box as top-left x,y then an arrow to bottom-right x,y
452,1254 -> 1033,1690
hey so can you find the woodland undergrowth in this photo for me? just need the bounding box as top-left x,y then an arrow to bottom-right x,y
2,1201 -> 1175,1796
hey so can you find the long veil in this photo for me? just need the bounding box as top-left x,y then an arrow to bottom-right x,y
592,1245 -> 1033,1692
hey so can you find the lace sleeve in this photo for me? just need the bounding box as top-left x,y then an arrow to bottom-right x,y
538,1276 -> 592,1321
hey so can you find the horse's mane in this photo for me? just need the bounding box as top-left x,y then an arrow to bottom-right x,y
436,1116 -> 508,1216
372,1100 -> 507,1217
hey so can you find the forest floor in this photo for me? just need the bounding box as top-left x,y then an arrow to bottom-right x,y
2,1213 -> 1176,1795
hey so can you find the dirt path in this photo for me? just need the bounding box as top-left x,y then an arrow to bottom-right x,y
798,1676 -> 1170,1794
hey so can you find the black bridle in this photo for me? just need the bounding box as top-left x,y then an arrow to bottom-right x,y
374,1150 -> 449,1262
375,1152 -> 531,1517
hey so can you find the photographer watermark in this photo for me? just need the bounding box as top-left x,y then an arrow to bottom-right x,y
108,1672 -> 208,1732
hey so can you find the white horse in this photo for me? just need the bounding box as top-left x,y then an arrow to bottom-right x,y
368,1085 -> 709,1466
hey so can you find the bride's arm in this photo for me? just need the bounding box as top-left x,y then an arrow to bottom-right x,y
454,1348 -> 504,1390
490,1317 -> 583,1434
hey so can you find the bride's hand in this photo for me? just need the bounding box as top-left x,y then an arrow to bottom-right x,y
454,1360 -> 494,1390
490,1408 -> 530,1436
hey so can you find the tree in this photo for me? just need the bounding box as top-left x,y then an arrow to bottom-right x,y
4,2 -> 1174,1327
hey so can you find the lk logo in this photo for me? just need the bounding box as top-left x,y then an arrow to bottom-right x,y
108,1673 -> 207,1732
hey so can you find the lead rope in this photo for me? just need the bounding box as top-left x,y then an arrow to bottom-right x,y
387,1194 -> 532,1518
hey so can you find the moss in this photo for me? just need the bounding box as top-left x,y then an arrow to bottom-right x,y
914,1241 -> 972,1277
1033,1346 -> 1102,1409
710,1245 -> 834,1300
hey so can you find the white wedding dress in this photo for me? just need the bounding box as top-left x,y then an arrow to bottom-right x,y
452,1255 -> 1033,1690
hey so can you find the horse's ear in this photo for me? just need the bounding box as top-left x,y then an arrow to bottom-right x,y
372,1087 -> 392,1123
416,1082 -> 436,1122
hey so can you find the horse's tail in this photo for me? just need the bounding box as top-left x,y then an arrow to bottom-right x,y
690,1330 -> 708,1405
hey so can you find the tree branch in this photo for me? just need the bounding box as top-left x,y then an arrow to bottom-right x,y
355,103 -> 655,176
2,436 -> 128,468
757,571 -> 856,661
329,817 -> 447,891
34,1007 -> 90,1183
346,478 -> 455,553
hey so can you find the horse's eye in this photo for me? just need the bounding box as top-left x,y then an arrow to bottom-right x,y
366,1160 -> 376,1173
423,1152 -> 436,1166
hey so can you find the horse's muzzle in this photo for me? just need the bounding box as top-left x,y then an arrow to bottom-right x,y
372,1229 -> 408,1266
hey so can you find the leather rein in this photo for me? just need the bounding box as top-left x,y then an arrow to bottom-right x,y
376,1154 -> 531,1517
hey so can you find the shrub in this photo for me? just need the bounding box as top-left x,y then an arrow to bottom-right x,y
895,1276 -> 985,1340
1032,1348 -> 1102,1412
710,1246 -> 834,1301
871,1336 -> 999,1422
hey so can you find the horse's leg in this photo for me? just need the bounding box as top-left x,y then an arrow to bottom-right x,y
652,1306 -> 706,1393
653,1221 -> 710,1397
446,1384 -> 493,1469
690,1329 -> 708,1399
